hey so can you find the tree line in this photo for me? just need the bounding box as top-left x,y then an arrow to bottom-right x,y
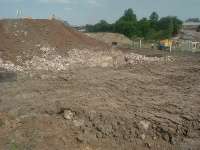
85,8 -> 183,40
186,18 -> 200,22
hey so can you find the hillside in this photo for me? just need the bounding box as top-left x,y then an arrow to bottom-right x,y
0,19 -> 107,64
85,32 -> 132,47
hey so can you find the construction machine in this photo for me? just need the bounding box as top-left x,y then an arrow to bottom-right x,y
158,39 -> 173,51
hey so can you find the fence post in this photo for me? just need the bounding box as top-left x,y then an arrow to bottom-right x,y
170,45 -> 172,53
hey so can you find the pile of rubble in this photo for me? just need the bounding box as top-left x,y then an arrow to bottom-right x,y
0,58 -> 23,72
0,46 -> 174,72
0,19 -> 174,72
23,47 -> 114,71
125,53 -> 174,65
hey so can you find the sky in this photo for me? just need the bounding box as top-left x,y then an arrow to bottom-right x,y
0,0 -> 200,25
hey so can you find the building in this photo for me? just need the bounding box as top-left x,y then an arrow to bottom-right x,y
183,22 -> 200,30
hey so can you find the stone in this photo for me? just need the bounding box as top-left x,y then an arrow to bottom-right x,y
63,110 -> 74,120
76,135 -> 85,143
140,134 -> 146,140
145,142 -> 151,149
73,119 -> 84,127
162,133 -> 170,142
96,124 -> 113,136
170,136 -> 176,145
96,132 -> 103,138
140,120 -> 150,130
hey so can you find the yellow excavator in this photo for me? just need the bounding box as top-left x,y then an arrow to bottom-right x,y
158,39 -> 173,51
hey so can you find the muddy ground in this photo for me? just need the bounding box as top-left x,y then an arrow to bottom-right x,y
0,49 -> 200,150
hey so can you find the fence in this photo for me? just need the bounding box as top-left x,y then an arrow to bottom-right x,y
131,39 -> 200,52
176,40 -> 200,52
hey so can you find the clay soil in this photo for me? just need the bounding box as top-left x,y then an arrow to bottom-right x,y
0,19 -> 200,150
0,51 -> 200,150
0,19 -> 107,63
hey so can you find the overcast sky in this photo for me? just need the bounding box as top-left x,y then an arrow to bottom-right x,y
0,0 -> 200,25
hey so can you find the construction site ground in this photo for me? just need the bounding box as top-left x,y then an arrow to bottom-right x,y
0,19 -> 200,150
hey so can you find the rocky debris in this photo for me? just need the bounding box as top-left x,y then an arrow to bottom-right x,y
63,110 -> 74,120
0,59 -> 23,72
125,53 -> 174,65
76,134 -> 85,143
24,55 -> 69,71
73,119 -> 85,127
140,134 -> 146,140
22,48 -> 114,71
0,46 -> 174,72
140,120 -> 151,131
58,108 -> 156,144
52,102 -> 200,149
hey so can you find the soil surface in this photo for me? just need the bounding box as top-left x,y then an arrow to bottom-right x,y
0,19 -> 200,150
0,52 -> 200,150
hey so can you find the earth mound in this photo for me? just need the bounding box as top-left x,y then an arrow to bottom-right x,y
0,19 -> 173,72
85,32 -> 132,47
0,19 -> 107,63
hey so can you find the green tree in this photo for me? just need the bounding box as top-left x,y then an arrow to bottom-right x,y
137,18 -> 151,38
150,12 -> 159,22
158,16 -> 182,38
114,20 -> 137,37
85,24 -> 95,32
145,28 -> 157,39
167,19 -> 174,38
186,18 -> 200,22
95,20 -> 111,32
116,8 -> 137,23
149,12 -> 159,30
171,17 -> 183,35
86,20 -> 112,32
114,8 -> 137,38
85,9 -> 183,40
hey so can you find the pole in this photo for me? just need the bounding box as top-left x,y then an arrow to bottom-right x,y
170,44 -> 172,53
140,39 -> 142,48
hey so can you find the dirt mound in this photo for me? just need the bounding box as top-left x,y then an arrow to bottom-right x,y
0,20 -> 174,72
85,32 -> 132,47
0,19 -> 107,63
